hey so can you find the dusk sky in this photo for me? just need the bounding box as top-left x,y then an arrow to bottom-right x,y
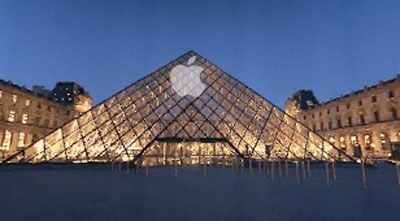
1,0 -> 400,108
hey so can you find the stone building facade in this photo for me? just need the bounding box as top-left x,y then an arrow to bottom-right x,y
285,75 -> 400,159
0,80 -> 92,161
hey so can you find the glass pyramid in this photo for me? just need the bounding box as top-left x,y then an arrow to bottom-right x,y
2,51 -> 356,165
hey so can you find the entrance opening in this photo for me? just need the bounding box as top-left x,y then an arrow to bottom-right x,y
136,137 -> 240,167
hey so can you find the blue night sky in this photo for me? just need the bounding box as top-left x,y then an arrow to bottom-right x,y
1,0 -> 400,108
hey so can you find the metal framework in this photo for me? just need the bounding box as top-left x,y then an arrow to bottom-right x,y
1,51 -> 356,165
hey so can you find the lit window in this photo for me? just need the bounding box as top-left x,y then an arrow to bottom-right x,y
339,136 -> 346,149
18,132 -> 25,148
0,90 -> 2,98
351,135 -> 359,145
12,94 -> 17,103
380,133 -> 389,150
26,99 -> 30,106
380,133 -> 387,144
329,137 -> 335,144
22,114 -> 29,124
364,135 -> 372,148
1,130 -> 12,151
8,110 -> 16,122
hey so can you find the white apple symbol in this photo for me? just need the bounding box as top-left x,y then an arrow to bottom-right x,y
170,56 -> 206,97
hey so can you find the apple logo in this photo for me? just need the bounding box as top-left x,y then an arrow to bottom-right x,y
170,56 -> 206,97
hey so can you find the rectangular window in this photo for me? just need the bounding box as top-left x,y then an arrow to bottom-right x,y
358,100 -> 363,106
303,115 -> 307,120
348,116 -> 353,127
374,111 -> 380,122
339,136 -> 346,149
388,90 -> 394,98
22,114 -> 29,124
328,121 -> 332,130
18,132 -> 25,148
12,94 -> 17,103
35,117 -> 41,126
347,103 -> 351,109
360,114 -> 365,125
8,110 -> 16,122
337,119 -> 342,128
0,130 -> 12,151
0,90 -> 2,98
336,106 -> 340,112
327,109 -> 330,115
26,99 -> 30,106
390,108 -> 397,120
351,135 -> 359,145
320,122 -> 324,131
313,124 -> 316,131
371,95 -> 377,103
